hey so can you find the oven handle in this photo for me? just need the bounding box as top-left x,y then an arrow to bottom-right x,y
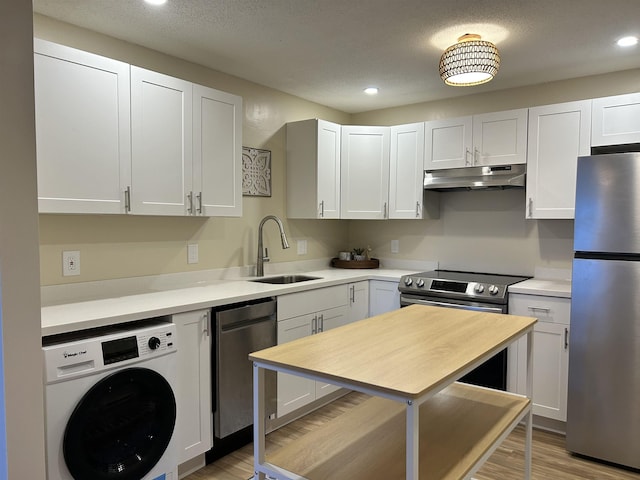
401,296 -> 505,314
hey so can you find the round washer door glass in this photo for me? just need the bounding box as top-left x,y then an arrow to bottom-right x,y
63,367 -> 176,480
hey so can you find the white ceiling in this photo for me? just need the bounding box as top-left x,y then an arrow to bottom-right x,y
32,0 -> 640,113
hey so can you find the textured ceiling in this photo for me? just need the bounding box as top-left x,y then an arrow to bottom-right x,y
32,0 -> 640,113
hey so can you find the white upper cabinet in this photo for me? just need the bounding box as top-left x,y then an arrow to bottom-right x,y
592,93 -> 640,146
340,125 -> 390,219
526,100 -> 592,219
424,109 -> 527,170
193,84 -> 243,217
34,39 -> 131,214
389,123 -> 425,219
424,116 -> 473,170
473,109 -> 528,166
286,119 -> 341,219
130,67 -> 193,216
34,40 -> 242,217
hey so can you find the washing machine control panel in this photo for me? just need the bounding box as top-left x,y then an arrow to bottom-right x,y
42,321 -> 177,383
102,326 -> 174,365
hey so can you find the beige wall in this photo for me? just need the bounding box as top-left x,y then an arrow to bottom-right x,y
35,14 -> 640,283
2,3 -> 46,479
35,15 -> 351,285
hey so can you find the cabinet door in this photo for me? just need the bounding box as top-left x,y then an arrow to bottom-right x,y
369,280 -> 400,316
33,39 -> 131,214
348,281 -> 370,323
316,120 -> 342,219
592,93 -> 640,146
276,313 -> 316,417
173,309 -> 213,463
472,109 -> 528,166
286,119 -> 341,219
530,322 -> 569,421
389,123 -> 425,219
193,84 -> 242,217
424,116 -> 472,170
315,305 -> 350,398
340,126 -> 390,219
131,66 -> 193,215
526,101 -> 591,219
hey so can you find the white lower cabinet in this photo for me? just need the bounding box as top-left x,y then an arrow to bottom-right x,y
277,284 -> 364,417
173,309 -> 213,463
508,294 -> 570,422
369,280 -> 400,316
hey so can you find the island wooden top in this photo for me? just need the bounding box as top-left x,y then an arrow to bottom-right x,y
249,304 -> 536,399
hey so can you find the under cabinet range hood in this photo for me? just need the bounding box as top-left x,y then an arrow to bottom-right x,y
423,164 -> 526,191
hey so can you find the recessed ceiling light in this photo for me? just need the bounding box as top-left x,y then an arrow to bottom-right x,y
145,0 -> 167,5
364,87 -> 379,95
617,36 -> 638,47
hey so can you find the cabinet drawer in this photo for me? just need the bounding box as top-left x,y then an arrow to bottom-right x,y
278,285 -> 349,320
509,293 -> 570,325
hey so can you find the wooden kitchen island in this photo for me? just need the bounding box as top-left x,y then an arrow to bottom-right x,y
249,304 -> 536,480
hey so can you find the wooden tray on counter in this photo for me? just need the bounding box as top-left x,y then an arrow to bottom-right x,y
331,258 -> 380,269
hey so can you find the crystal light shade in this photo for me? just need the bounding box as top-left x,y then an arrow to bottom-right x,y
439,34 -> 500,86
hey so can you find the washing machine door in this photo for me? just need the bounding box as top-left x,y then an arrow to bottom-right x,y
63,367 -> 176,480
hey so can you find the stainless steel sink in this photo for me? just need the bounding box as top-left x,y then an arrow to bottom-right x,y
251,274 -> 322,284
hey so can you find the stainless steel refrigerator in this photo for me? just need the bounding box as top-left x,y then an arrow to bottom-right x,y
567,151 -> 640,469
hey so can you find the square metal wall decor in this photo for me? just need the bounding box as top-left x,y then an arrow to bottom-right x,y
242,147 -> 272,197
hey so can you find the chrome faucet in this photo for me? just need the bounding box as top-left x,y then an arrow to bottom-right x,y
256,215 -> 290,276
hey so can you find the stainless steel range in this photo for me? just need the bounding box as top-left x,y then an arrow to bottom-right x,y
398,270 -> 530,390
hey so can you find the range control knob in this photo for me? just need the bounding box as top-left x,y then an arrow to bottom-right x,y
148,337 -> 161,350
416,279 -> 425,288
474,284 -> 485,294
404,277 -> 413,287
489,285 -> 500,295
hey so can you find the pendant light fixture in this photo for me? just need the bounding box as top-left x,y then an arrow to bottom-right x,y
439,34 -> 500,86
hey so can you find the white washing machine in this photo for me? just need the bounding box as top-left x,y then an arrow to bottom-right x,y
43,320 -> 179,480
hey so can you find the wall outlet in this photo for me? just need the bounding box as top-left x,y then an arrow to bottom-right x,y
187,243 -> 199,264
297,239 -> 308,255
62,250 -> 81,276
391,239 -> 400,254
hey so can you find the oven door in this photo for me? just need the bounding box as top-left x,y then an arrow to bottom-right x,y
399,293 -> 508,390
400,294 -> 507,314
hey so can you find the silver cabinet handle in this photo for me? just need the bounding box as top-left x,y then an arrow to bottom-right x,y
527,306 -> 551,314
474,147 -> 480,165
564,327 -> 569,349
350,285 -> 355,304
124,186 -> 131,212
383,202 -> 387,219
203,311 -> 210,337
187,191 -> 193,214
319,200 -> 324,218
415,201 -> 420,218
465,148 -> 472,166
318,314 -> 324,332
196,192 -> 203,214
528,197 -> 533,218
311,315 -> 318,334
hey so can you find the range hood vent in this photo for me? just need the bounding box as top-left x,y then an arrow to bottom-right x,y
424,164 -> 526,191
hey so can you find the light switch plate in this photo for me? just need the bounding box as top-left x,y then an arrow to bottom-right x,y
391,239 -> 399,254
62,250 -> 81,276
297,239 -> 307,255
187,243 -> 199,264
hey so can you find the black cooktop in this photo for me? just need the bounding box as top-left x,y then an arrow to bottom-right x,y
410,270 -> 531,287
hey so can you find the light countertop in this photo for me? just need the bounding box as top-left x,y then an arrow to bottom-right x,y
509,278 -> 571,298
41,268 -> 414,337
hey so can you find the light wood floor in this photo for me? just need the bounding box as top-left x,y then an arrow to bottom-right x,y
186,392 -> 640,480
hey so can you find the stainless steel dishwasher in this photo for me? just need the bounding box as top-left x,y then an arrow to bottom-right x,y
213,297 -> 276,440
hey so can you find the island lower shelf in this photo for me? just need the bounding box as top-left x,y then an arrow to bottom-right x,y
268,381 -> 531,480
